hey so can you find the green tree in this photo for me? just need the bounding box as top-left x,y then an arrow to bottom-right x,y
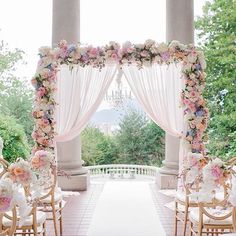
115,109 -> 164,166
0,114 -> 30,163
195,0 -> 236,158
0,39 -> 34,143
81,126 -> 118,165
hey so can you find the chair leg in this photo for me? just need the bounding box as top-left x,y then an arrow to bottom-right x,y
52,204 -> 58,236
197,224 -> 202,236
174,201 -> 178,236
59,201 -> 63,236
43,222 -> 46,236
183,204 -> 189,236
190,222 -> 193,236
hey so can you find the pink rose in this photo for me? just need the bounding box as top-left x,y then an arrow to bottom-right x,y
0,196 -> 12,212
111,53 -> 118,61
37,87 -> 46,97
211,165 -> 223,179
89,48 -> 98,57
140,50 -> 149,57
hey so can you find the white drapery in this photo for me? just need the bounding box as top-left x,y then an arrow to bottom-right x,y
122,63 -> 183,137
54,64 -> 117,142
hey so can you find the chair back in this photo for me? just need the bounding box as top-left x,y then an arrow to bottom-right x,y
0,159 -> 9,178
0,206 -> 17,236
34,166 -> 57,203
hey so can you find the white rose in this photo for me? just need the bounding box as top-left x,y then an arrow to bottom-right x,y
122,41 -> 132,49
144,39 -> 155,48
79,47 -> 87,56
182,63 -> 192,71
135,44 -> 145,50
150,46 -> 159,54
39,46 -> 52,56
187,53 -> 197,63
157,43 -> 169,53
169,40 -> 180,50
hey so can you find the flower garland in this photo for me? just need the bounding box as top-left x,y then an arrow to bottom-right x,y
31,39 -> 208,159
31,41 -> 120,154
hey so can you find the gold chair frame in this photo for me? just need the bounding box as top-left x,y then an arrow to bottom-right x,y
35,168 -> 63,236
174,169 -> 201,236
189,198 -> 234,236
2,203 -> 46,236
0,206 -> 17,236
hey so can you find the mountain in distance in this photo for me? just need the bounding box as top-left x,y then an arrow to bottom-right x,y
89,99 -> 145,125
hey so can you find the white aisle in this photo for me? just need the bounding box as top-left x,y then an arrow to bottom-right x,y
87,181 -> 166,236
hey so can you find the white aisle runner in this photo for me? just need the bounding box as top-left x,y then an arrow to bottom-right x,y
87,181 -> 166,236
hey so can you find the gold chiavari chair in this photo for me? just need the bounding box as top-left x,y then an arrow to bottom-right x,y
233,207 -> 236,233
2,203 -> 46,236
0,158 -> 47,235
189,194 -> 234,235
35,167 -> 63,236
0,206 -> 17,236
174,168 -> 201,236
189,167 -> 235,236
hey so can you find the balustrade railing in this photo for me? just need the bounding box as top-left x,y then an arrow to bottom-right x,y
87,164 -> 158,178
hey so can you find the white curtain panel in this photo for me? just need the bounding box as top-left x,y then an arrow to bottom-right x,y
54,64 -> 117,142
122,63 -> 183,137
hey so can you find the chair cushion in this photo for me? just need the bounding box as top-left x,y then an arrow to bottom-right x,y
40,192 -> 63,204
3,211 -> 46,227
176,190 -> 225,204
175,192 -> 197,204
189,208 -> 232,225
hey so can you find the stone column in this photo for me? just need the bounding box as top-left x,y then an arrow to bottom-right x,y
52,0 -> 89,191
157,0 -> 194,189
52,0 -> 80,46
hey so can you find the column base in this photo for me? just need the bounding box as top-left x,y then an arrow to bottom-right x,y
156,171 -> 178,189
58,172 -> 90,191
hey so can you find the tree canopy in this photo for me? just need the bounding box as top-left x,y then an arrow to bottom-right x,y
195,0 -> 236,158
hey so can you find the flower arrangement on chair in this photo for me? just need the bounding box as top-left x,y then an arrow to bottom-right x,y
0,178 -> 15,212
7,159 -> 36,186
0,178 -> 17,236
189,161 -> 235,236
30,150 -> 54,172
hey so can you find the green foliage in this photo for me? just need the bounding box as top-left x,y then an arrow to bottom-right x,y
0,39 -> 34,143
195,0 -> 236,157
81,126 -> 118,166
207,112 -> 236,159
116,109 -> 164,166
0,40 -> 24,77
0,114 -> 30,163
81,109 -> 165,166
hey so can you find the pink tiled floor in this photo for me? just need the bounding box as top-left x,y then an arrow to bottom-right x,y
46,180 -> 182,236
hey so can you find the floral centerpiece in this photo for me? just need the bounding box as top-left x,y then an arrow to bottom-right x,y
30,150 -> 54,172
8,159 -> 36,186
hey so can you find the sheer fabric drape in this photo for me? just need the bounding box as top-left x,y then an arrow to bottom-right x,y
54,64 -> 117,142
122,63 -> 183,137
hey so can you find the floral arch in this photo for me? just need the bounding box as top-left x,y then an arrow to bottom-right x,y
31,39 -> 208,170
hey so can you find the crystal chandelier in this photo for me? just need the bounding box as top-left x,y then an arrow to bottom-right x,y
105,69 -> 132,107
